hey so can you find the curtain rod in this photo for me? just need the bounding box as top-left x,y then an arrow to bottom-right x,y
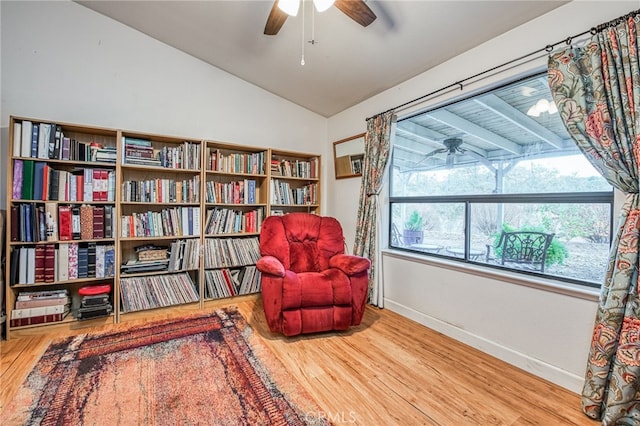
367,8 -> 640,122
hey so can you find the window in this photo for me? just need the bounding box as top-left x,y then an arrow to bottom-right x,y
389,72 -> 613,287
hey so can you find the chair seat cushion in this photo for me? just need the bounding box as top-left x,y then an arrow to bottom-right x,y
281,269 -> 351,310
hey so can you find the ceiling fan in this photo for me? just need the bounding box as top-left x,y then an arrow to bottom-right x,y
416,137 -> 488,168
264,0 -> 377,36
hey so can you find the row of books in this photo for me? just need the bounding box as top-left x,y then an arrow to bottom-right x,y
204,266 -> 261,299
122,176 -> 201,203
123,137 -> 200,169
12,160 -> 115,202
203,237 -> 261,269
207,149 -> 266,174
270,158 -> 318,179
119,273 -> 199,313
10,243 -> 115,285
11,203 -> 115,242
168,239 -> 200,272
204,207 -> 263,235
120,206 -> 201,238
12,120 -> 116,163
205,179 -> 257,204
270,179 -> 318,205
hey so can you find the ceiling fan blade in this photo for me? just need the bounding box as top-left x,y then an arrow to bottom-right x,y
334,0 -> 377,27
264,0 -> 288,35
413,148 -> 447,167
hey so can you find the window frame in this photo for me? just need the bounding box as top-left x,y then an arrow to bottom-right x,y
388,71 -> 615,288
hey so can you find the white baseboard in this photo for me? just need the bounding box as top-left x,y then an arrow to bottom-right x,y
384,299 -> 584,394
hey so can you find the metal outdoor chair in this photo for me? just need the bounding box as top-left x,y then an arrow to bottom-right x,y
486,231 -> 555,273
391,223 -> 403,247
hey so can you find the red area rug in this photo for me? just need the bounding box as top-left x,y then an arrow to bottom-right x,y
3,308 -> 329,425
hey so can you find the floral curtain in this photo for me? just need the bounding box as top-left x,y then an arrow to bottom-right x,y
548,12 -> 640,424
353,111 -> 395,307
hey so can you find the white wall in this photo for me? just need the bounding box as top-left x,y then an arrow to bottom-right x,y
326,1 -> 638,392
0,0 -> 329,208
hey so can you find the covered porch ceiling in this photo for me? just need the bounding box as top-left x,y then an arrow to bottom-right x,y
393,73 -> 576,173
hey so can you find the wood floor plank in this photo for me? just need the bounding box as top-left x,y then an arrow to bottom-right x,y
1,296 -> 599,425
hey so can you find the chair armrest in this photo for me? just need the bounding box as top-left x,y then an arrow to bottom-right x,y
329,254 -> 371,275
256,256 -> 286,277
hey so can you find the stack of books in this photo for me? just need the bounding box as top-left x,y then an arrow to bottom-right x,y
76,285 -> 113,320
123,137 -> 160,166
11,289 -> 70,327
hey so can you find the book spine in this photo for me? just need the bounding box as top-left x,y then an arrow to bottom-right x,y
34,245 -> 46,283
58,205 -> 72,241
93,206 -> 105,239
21,160 -> 34,200
44,244 -> 56,283
12,159 -> 23,199
58,243 -> 70,281
45,202 -> 58,242
80,205 -> 94,240
68,243 -> 79,280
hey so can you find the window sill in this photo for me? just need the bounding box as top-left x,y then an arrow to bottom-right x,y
382,248 -> 600,302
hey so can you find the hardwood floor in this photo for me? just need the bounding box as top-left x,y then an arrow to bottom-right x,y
1,295 -> 598,425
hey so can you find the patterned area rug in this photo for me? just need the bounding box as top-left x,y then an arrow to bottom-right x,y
3,308 -> 329,425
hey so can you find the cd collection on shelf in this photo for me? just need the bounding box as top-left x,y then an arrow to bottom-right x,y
119,273 -> 199,313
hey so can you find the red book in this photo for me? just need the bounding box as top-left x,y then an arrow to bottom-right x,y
93,206 -> 105,239
44,244 -> 56,283
221,268 -> 236,296
92,169 -> 100,201
34,245 -> 46,283
58,205 -> 72,241
10,312 -> 65,328
76,174 -> 84,202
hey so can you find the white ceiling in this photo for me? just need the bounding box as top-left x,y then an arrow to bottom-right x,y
76,0 -> 568,117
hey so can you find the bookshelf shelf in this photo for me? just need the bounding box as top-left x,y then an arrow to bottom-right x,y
4,116 -> 322,338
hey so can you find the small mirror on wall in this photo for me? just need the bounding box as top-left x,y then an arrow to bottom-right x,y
333,133 -> 365,179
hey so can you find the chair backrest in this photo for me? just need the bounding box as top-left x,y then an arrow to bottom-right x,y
497,231 -> 555,272
391,223 -> 403,247
259,213 -> 345,273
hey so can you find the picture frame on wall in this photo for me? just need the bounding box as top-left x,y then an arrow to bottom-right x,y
333,133 -> 365,179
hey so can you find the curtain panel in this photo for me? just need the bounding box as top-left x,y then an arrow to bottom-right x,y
548,13 -> 640,424
353,111 -> 395,307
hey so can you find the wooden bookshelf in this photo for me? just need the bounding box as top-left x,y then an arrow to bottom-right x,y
5,117 -> 118,338
269,149 -> 321,216
202,140 -> 267,301
4,116 -> 322,338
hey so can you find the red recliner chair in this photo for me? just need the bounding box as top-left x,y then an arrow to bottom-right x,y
257,213 -> 370,336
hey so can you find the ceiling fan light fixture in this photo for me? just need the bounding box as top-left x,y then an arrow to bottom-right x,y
527,98 -> 558,117
278,0 -> 300,16
313,0 -> 335,12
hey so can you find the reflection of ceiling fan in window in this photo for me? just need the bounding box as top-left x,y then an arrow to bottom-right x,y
264,0 -> 377,35
416,137 -> 488,168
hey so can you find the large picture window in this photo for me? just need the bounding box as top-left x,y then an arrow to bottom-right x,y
389,72 -> 613,286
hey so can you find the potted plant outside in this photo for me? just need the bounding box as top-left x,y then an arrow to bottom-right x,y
403,211 -> 425,245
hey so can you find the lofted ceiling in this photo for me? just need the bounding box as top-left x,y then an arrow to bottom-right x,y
75,0 -> 568,117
